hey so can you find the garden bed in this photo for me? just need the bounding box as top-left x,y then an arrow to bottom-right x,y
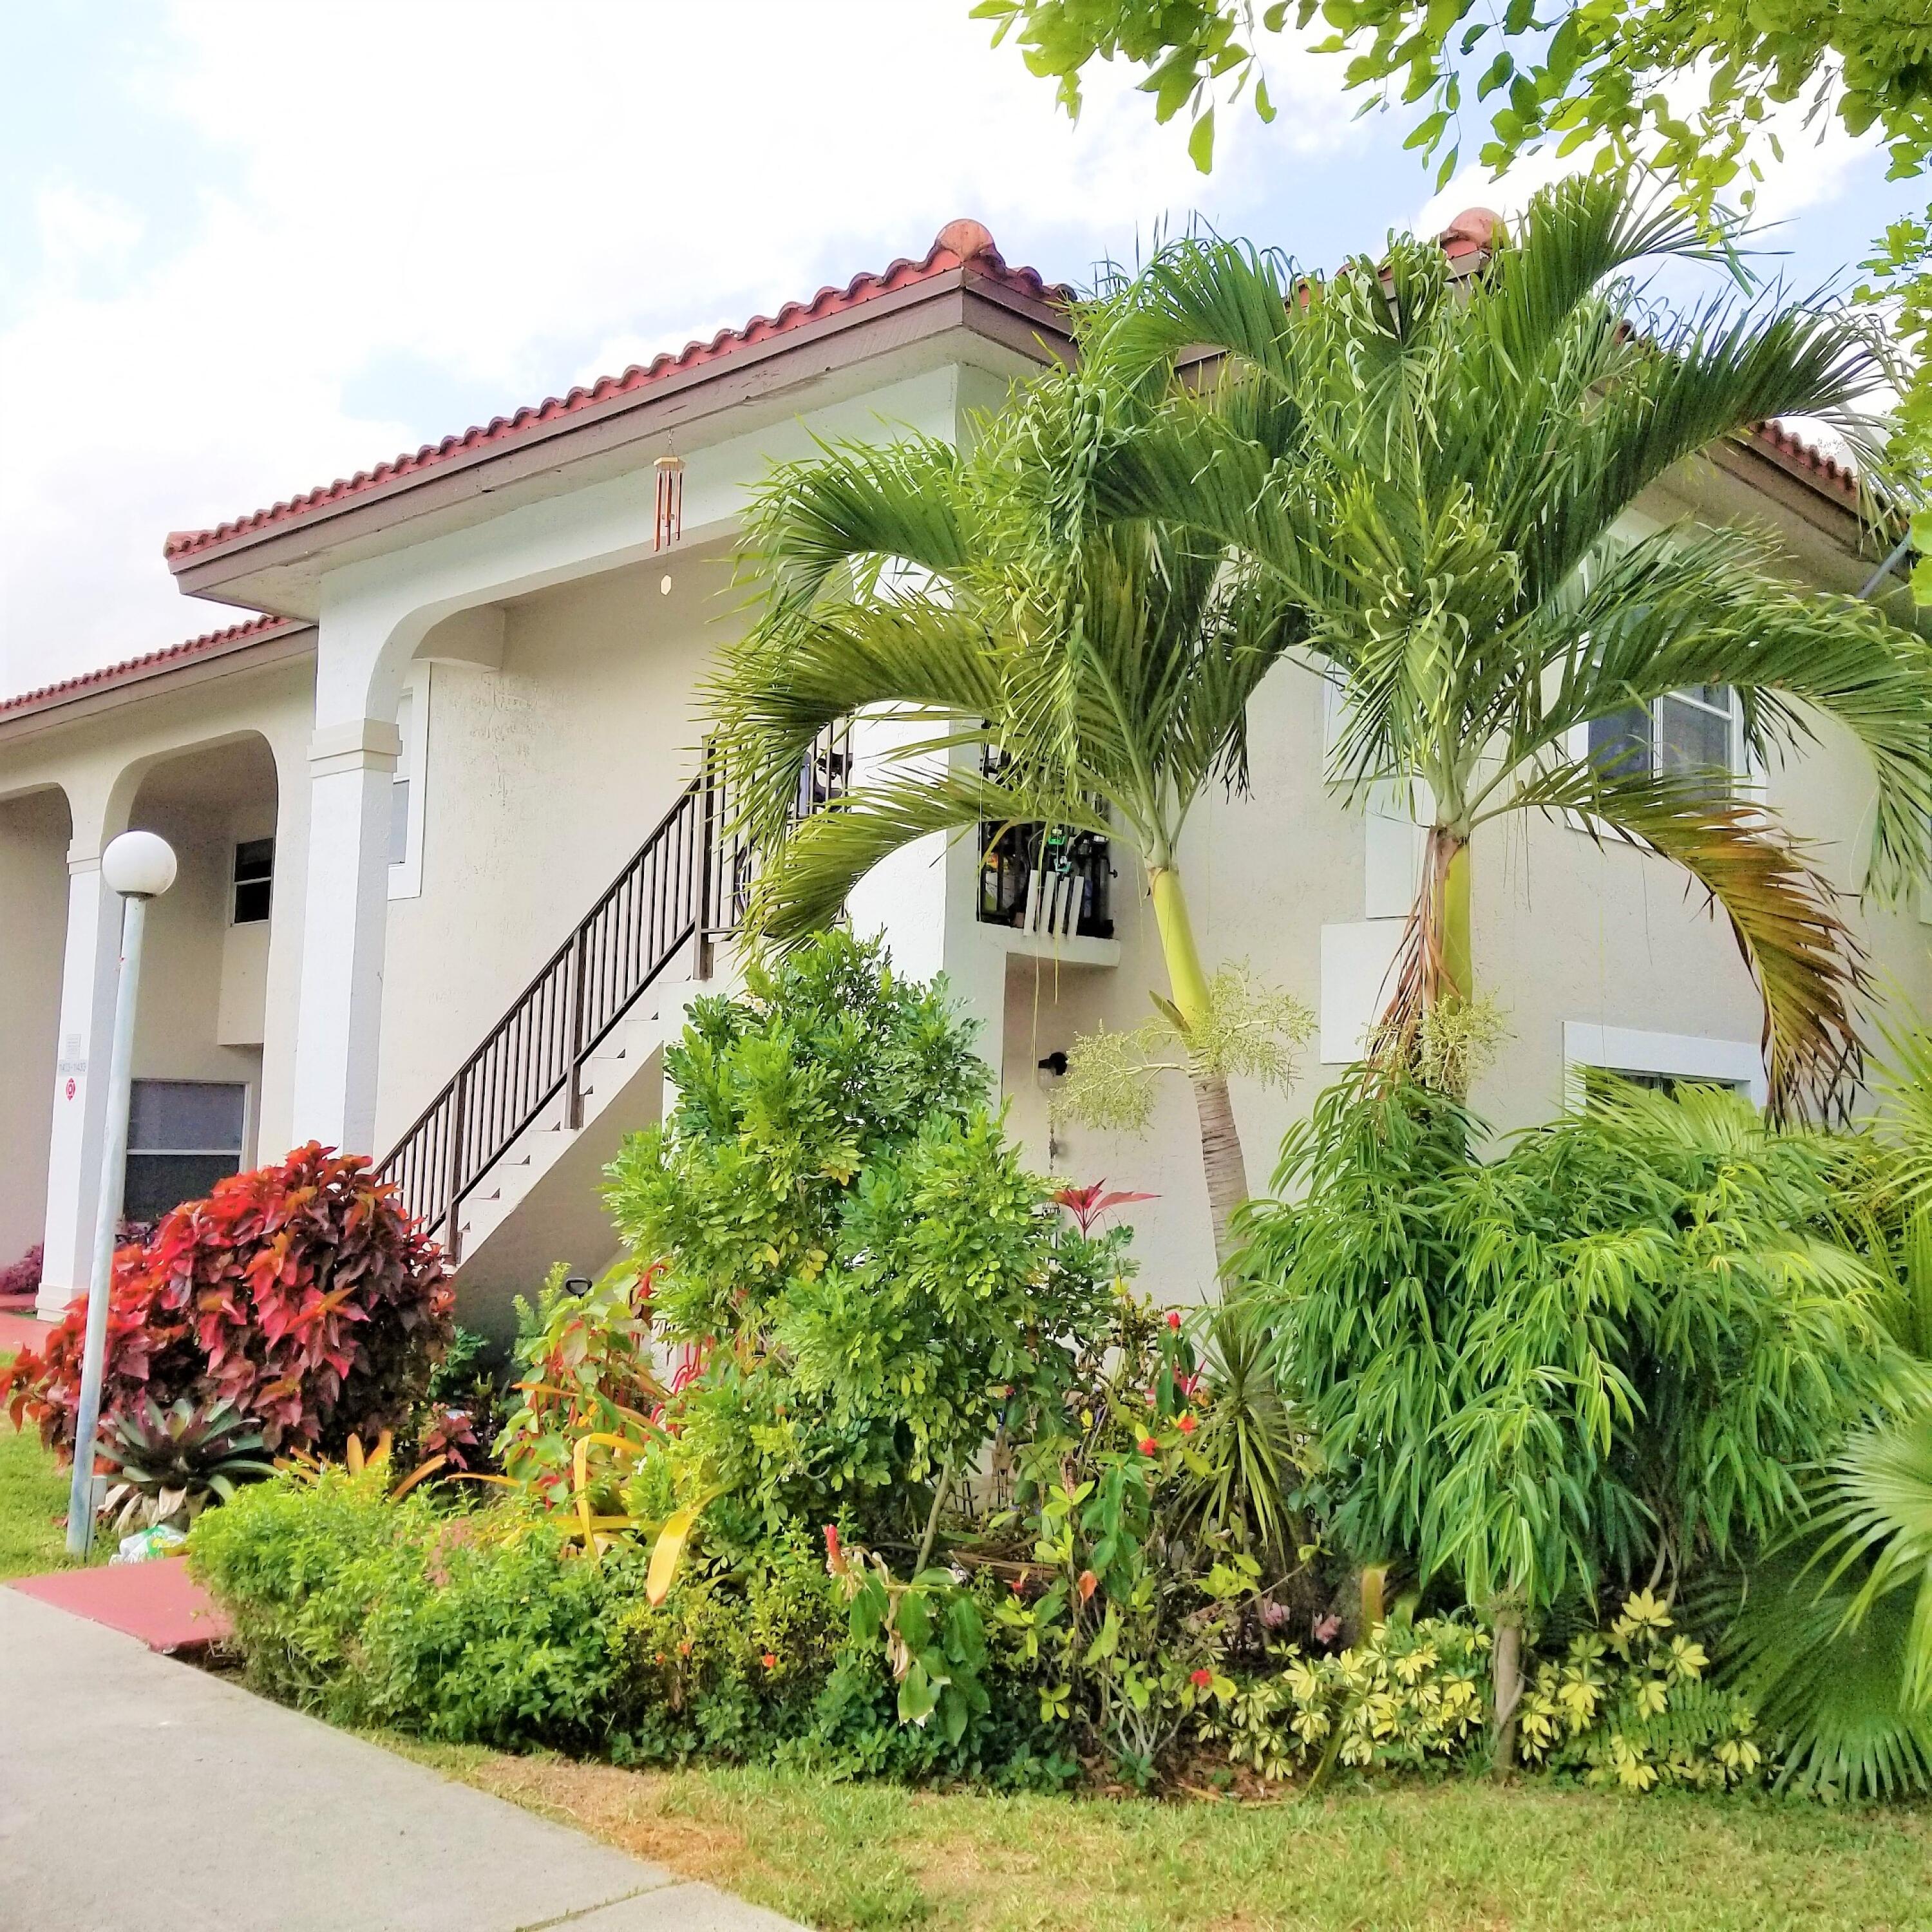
381,1742 -> 1932,1932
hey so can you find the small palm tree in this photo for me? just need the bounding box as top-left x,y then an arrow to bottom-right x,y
1093,175 -> 1932,1115
708,362 -> 1306,1269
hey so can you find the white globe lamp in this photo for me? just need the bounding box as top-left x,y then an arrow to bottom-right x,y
101,828 -> 178,899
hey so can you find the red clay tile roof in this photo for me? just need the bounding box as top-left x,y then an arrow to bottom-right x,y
1750,417 -> 1862,504
0,614 -> 306,719
164,220 -> 1068,566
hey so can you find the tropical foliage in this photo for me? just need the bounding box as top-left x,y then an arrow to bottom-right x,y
96,1396 -> 275,1535
1088,174 -> 1932,1113
706,339 -> 1314,1265
601,931 -> 1121,1556
976,0 -> 1932,472
0,1144 -> 453,1461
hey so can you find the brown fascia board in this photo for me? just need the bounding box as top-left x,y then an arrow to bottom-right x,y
0,623 -> 317,747
169,271 -> 1073,611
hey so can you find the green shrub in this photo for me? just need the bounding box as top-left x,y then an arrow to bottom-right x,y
1243,1074 -> 1908,1616
189,1470 -> 645,1749
605,931 -> 1119,1555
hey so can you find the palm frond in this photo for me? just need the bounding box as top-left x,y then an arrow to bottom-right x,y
743,432 -> 974,618
1507,760 -> 1868,1121
707,597 -> 1009,848
1526,527 -> 1932,898
1811,1416 -> 1932,1708
1722,1548 -> 1932,1799
744,768 -> 1108,945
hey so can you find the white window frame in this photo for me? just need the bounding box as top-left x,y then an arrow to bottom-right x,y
388,662 -> 431,901
1562,1021 -> 1766,1109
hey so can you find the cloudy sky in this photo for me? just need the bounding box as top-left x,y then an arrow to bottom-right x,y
0,1 -> 1919,699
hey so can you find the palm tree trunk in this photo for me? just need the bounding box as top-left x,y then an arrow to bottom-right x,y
1190,1069 -> 1250,1273
1413,825 -> 1475,1099
1149,864 -> 1249,1277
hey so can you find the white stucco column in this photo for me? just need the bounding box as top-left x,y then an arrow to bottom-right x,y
37,847 -> 125,1318
842,718 -> 1007,1084
288,718 -> 401,1156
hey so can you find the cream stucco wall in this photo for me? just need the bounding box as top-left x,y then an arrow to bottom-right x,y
0,788 -> 72,1265
1,338 -> 1924,1313
0,655 -> 314,1180
372,547 -> 742,1149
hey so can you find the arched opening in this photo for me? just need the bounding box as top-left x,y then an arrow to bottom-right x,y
120,734 -> 281,1224
0,785 -> 73,1283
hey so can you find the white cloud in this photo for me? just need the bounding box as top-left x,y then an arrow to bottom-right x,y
0,0 -> 1362,697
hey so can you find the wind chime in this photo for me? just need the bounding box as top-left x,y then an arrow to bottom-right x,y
654,452 -> 685,551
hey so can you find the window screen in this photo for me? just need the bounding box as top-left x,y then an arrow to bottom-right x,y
1580,1066 -> 1746,1106
124,1080 -> 247,1224
1587,689 -> 1738,787
232,838 -> 273,924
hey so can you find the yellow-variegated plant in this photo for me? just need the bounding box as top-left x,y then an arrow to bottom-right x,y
1090,172 -> 1932,1119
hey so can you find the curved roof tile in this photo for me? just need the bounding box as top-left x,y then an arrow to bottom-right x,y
164,220 -> 1066,565
0,614 -> 305,719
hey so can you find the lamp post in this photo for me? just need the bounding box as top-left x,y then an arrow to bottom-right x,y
66,829 -> 176,1558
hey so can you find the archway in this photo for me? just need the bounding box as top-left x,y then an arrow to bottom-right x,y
118,734 -> 281,1224
0,785 -> 72,1279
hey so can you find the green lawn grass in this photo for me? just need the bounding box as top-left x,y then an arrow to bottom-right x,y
0,1361 -> 105,1580
0,1413 -> 79,1580
390,1741 -> 1932,1932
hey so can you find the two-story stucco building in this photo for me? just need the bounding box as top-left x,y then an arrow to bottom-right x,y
1,217 -> 1924,1331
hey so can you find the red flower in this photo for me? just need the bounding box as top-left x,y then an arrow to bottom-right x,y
1137,1435 -> 1159,1455
761,1652 -> 779,1671
1177,1413 -> 1198,1435
1165,1310 -> 1182,1331
1190,1667 -> 1214,1689
1053,1180 -> 1158,1237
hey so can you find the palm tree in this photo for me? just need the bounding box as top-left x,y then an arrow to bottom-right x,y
707,360 -> 1305,1269
1090,175 -> 1932,1117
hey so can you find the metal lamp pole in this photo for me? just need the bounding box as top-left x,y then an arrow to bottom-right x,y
66,830 -> 176,1558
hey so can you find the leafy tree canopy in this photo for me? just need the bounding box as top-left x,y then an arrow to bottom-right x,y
976,0 -> 1932,471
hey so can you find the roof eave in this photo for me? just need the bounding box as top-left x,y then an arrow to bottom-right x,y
0,620 -> 316,746
167,267 -> 1071,611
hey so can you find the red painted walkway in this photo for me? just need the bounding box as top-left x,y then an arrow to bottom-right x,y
0,1309 -> 52,1356
9,1555 -> 232,1654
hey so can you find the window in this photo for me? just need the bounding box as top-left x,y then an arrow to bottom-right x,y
231,838 -> 273,924
124,1080 -> 247,1224
1579,1065 -> 1747,1105
1587,685 -> 1742,786
1562,1023 -> 1766,1110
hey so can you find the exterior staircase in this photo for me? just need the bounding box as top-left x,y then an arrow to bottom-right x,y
378,760 -> 750,1335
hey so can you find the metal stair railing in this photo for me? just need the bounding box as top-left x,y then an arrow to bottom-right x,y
377,726 -> 846,1258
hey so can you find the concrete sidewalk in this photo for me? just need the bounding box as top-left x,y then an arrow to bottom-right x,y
0,1587 -> 803,1932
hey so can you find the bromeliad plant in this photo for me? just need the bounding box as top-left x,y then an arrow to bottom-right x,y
1093,173 -> 1932,1115
97,1396 -> 276,1535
